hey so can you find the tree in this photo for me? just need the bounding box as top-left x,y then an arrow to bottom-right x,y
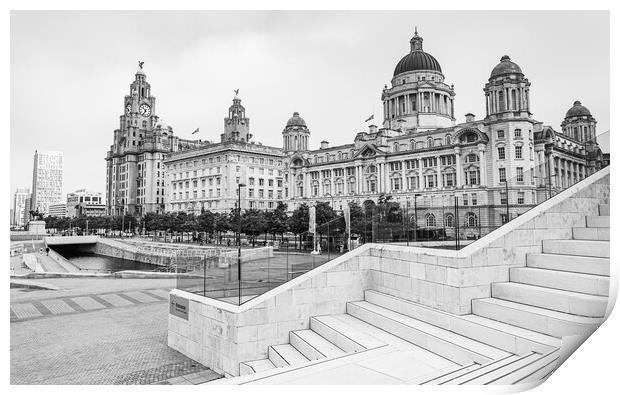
241,209 -> 267,247
214,212 -> 230,243
266,201 -> 289,241
288,203 -> 309,251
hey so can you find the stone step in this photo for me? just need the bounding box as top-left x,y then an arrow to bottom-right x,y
586,215 -> 609,228
268,344 -> 309,368
491,348 -> 560,385
347,301 -> 511,365
289,330 -> 345,361
492,282 -> 607,317
239,358 -> 276,376
435,354 -> 523,384
526,253 -> 609,276
472,298 -> 604,337
510,267 -> 609,296
599,204 -> 609,216
455,352 -> 542,384
364,290 -> 559,355
572,227 -> 610,241
413,363 -> 481,385
324,314 -> 460,368
310,316 -> 382,352
542,239 -> 609,258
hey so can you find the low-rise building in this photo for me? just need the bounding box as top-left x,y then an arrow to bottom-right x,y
48,203 -> 68,217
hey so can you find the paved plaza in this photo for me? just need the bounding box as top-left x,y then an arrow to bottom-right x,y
10,277 -> 220,384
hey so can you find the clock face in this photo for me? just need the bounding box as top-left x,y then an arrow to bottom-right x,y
125,105 -> 131,115
139,104 -> 151,117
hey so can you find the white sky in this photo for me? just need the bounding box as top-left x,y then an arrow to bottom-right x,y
10,10 -> 610,200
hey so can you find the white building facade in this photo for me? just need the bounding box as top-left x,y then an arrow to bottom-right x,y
67,189 -> 104,217
31,150 -> 63,215
282,30 -> 604,231
164,95 -> 285,213
12,187 -> 31,227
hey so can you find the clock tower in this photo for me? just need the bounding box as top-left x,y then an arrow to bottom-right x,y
105,62 -> 173,217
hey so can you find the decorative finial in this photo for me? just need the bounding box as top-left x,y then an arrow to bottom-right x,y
410,28 -> 423,51
234,88 -> 239,97
138,61 -> 144,69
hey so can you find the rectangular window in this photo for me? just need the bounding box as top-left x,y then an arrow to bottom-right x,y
514,129 -> 522,138
463,194 -> 468,206
471,193 -> 477,206
391,178 -> 401,191
516,167 -> 524,182
518,192 -> 525,204
500,191 -> 507,205
515,146 -> 522,159
498,147 -> 505,160
497,130 -> 505,139
499,168 -> 506,182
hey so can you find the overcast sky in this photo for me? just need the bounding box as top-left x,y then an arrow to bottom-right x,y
10,10 -> 609,201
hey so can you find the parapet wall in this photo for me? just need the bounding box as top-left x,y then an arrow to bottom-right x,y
168,168 -> 610,377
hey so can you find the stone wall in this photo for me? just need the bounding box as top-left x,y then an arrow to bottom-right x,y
168,168 -> 609,376
168,247 -> 371,376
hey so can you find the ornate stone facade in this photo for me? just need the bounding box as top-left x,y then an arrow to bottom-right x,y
282,30 -> 604,230
163,96 -> 285,213
105,65 -> 202,216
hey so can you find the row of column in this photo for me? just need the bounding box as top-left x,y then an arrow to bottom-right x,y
284,134 -> 308,152
486,86 -> 530,115
537,150 -> 586,188
385,91 -> 454,118
293,150 -> 489,199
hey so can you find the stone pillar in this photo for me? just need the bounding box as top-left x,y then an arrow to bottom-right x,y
400,160 -> 406,192
436,155 -> 442,188
454,147 -> 462,187
478,144 -> 486,187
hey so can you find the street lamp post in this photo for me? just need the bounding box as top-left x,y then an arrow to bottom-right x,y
413,193 -> 422,243
324,193 -> 335,261
503,180 -> 510,223
237,183 -> 246,305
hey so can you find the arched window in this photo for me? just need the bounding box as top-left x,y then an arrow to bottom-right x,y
410,140 -> 416,150
445,213 -> 454,228
426,213 -> 436,227
338,151 -> 342,160
393,143 -> 399,152
466,213 -> 478,227
427,137 -> 433,148
467,154 -> 479,163
445,134 -> 452,145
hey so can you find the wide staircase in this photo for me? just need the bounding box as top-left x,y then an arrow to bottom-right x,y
221,204 -> 610,385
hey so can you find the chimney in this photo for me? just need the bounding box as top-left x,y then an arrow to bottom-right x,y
465,113 -> 475,123
320,140 -> 329,149
368,124 -> 378,134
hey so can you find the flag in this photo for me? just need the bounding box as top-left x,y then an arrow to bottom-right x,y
192,128 -> 199,135
364,114 -> 374,122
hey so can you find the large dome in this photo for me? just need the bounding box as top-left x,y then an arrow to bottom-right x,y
490,55 -> 523,78
393,29 -> 442,77
566,101 -> 592,118
286,112 -> 306,128
394,51 -> 442,76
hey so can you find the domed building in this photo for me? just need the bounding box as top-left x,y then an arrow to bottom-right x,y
561,101 -> 597,142
282,28 -> 606,236
282,112 -> 310,153
381,28 -> 456,131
